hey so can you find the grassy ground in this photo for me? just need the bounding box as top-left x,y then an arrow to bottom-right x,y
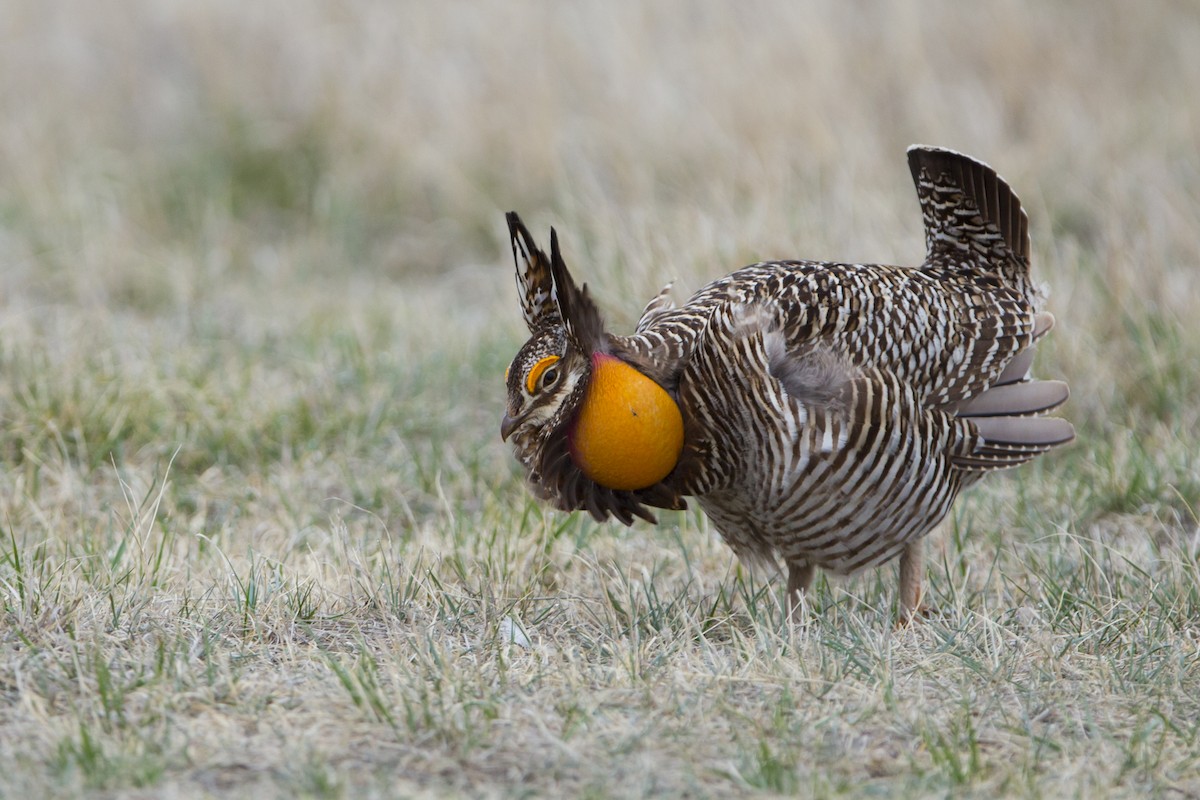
2,2 -> 1199,797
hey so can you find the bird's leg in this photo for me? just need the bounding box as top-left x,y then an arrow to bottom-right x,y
897,540 -> 925,625
786,561 -> 814,619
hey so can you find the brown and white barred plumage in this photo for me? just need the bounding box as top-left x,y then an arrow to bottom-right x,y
501,146 -> 1074,620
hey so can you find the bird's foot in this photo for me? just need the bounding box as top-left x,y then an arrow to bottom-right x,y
895,601 -> 938,628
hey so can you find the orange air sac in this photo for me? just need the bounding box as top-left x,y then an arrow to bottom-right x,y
568,353 -> 685,491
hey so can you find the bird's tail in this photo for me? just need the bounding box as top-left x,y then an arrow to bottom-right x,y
949,313 -> 1075,471
907,145 -> 1032,299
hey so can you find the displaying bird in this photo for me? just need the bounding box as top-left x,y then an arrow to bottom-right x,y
500,146 -> 1074,621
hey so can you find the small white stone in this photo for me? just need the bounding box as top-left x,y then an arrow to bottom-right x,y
499,616 -> 531,648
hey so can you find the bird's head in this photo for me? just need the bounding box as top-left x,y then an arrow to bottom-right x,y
500,323 -> 582,462
500,212 -> 686,523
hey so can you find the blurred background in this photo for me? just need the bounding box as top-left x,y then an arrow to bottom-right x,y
2,3 -> 1200,795
0,0 -> 1197,538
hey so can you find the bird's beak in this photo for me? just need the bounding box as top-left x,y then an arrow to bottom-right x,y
500,413 -> 521,442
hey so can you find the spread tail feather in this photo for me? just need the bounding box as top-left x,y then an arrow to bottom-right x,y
953,415 -> 1075,470
954,379 -> 1069,417
907,145 -> 1031,297
951,380 -> 1075,472
949,305 -> 1072,471
992,314 -> 1054,385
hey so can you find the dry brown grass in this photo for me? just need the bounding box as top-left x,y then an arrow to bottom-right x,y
1,2 -> 1199,797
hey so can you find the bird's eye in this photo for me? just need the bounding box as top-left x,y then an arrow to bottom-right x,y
541,368 -> 559,388
525,355 -> 561,394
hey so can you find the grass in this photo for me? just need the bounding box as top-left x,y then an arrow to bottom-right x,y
1,1 -> 1199,797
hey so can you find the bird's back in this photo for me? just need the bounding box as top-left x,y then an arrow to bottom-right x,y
631,257 -> 1035,406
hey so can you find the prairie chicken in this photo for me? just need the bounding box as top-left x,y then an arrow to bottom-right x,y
500,146 -> 1074,620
